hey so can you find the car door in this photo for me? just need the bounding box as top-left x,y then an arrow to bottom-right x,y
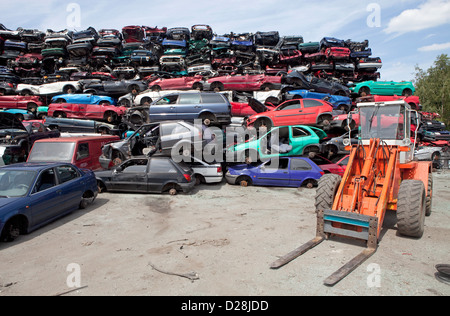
254,157 -> 291,186
288,126 -> 308,155
110,159 -> 149,192
147,157 -> 180,192
289,157 -> 314,186
272,100 -> 303,125
149,94 -> 179,121
55,165 -> 84,208
300,99 -> 326,125
176,93 -> 202,120
29,167 -> 64,225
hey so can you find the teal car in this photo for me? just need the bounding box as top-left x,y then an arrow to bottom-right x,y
350,80 -> 415,96
226,125 -> 327,164
36,106 -> 48,119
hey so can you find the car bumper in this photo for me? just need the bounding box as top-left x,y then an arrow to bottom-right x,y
225,172 -> 239,184
179,180 -> 196,193
203,175 -> 224,184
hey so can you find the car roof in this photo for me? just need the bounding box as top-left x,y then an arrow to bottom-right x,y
0,162 -> 73,171
33,136 -> 119,143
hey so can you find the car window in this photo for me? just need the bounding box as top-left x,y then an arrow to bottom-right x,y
201,93 -> 226,104
278,100 -> 300,111
155,95 -> 178,105
149,158 -> 178,173
161,123 -> 190,136
265,158 -> 289,170
120,159 -> 149,173
290,158 -> 312,171
292,127 -> 310,137
303,99 -> 323,108
57,165 -> 79,183
35,168 -> 57,192
339,156 -> 349,166
28,142 -> 76,163
179,93 -> 201,104
76,143 -> 89,160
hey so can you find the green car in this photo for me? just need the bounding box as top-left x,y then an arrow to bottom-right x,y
226,125 -> 327,163
36,105 -> 48,119
350,80 -> 415,96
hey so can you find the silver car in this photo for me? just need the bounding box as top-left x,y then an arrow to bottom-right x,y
188,156 -> 223,184
414,145 -> 450,161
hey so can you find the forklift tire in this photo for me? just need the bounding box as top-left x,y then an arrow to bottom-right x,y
426,174 -> 433,216
314,173 -> 342,213
397,180 -> 426,238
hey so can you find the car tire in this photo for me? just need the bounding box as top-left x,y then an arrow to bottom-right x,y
236,176 -> 252,187
402,88 -> 413,96
359,86 -> 370,96
0,217 -> 22,242
397,180 -> 426,238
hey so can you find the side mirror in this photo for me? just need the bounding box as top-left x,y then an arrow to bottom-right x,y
114,166 -> 123,173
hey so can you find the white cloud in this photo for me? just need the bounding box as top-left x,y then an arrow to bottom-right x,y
384,0 -> 450,35
418,42 -> 450,51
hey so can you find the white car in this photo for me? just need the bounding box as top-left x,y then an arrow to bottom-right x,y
16,81 -> 82,96
414,145 -> 450,161
188,156 -> 223,184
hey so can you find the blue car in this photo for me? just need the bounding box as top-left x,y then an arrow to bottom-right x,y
51,93 -> 116,105
225,156 -> 324,188
0,162 -> 98,242
287,89 -> 352,112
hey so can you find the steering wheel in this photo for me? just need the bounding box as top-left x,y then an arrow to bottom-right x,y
17,184 -> 29,191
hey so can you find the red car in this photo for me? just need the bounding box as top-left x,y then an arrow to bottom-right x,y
310,154 -> 347,176
207,74 -> 282,92
245,98 -> 336,129
148,75 -> 206,91
356,95 -> 421,111
325,47 -> 351,60
0,95 -> 43,112
231,101 -> 277,117
47,103 -> 127,123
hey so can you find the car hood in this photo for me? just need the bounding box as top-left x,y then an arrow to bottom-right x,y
248,97 -> 269,114
0,197 -> 21,209
94,170 -> 113,178
0,112 -> 27,131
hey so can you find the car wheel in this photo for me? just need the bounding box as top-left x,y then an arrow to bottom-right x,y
193,83 -> 203,91
27,102 -> 38,113
211,82 -> 224,92
63,85 -> 76,94
402,88 -> 413,96
359,86 -> 370,96
236,176 -> 252,187
151,85 -> 161,92
0,217 -> 22,242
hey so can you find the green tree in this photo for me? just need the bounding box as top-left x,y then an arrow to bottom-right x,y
413,54 -> 450,125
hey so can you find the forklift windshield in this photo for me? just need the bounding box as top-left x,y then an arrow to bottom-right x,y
359,103 -> 409,141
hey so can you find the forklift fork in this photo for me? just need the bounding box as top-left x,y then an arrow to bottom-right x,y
270,209 -> 379,286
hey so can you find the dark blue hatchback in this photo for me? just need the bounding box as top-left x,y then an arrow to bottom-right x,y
0,162 -> 98,242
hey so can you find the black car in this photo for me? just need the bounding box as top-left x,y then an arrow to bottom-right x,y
321,129 -> 359,157
0,112 -> 60,165
82,80 -> 148,97
95,156 -> 195,195
281,71 -> 350,96
99,120 -> 209,168
43,116 -> 124,136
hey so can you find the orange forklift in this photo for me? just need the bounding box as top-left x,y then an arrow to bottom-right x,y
271,100 -> 433,286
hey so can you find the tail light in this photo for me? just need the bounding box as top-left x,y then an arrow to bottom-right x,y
217,166 -> 222,173
320,171 -> 325,176
183,174 -> 192,182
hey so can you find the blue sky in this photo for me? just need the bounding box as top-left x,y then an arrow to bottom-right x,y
1,0 -> 449,82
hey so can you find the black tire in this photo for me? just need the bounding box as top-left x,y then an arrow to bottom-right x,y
236,175 -> 252,187
426,174 -> 433,217
402,88 -> 412,96
63,85 -> 76,94
192,82 -> 203,91
359,86 -> 370,96
140,97 -> 152,105
0,217 -> 23,242
397,180 -> 426,238
315,173 -> 342,212
254,118 -> 272,131
151,85 -> 161,92
27,102 -> 38,113
211,82 -> 224,92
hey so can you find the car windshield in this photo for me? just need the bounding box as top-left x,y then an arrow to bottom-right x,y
359,104 -> 407,140
27,142 -> 76,163
0,170 -> 37,197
